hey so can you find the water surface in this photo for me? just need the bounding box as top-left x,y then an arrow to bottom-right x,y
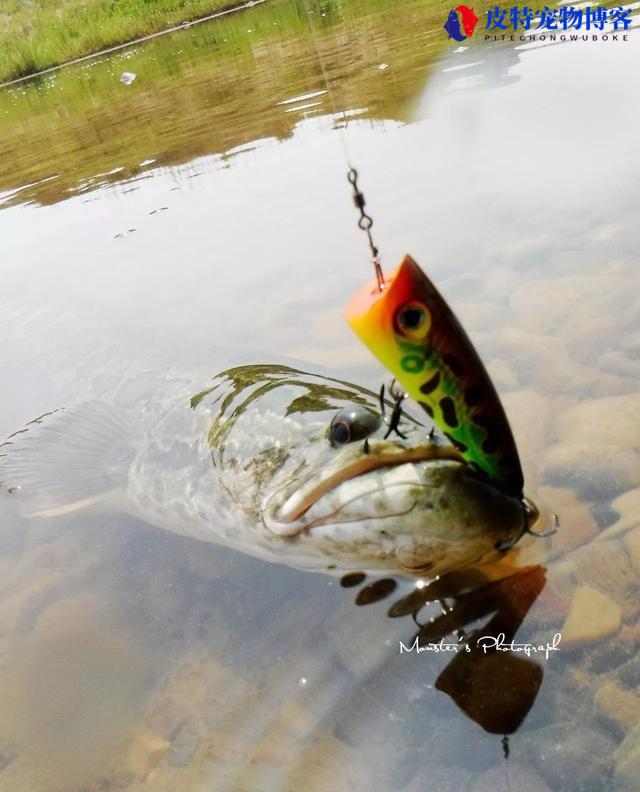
1,1 -> 639,790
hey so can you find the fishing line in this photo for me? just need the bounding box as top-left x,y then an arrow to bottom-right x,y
299,0 -> 385,289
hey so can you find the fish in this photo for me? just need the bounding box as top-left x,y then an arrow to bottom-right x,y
443,6 -> 479,41
443,9 -> 466,41
345,254 -> 525,496
457,5 -> 479,38
0,364 -> 529,576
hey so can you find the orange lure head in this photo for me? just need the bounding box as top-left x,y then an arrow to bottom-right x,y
346,254 -> 524,496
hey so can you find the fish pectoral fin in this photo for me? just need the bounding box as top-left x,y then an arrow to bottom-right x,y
1,401 -> 142,518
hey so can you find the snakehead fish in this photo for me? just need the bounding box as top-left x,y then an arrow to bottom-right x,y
0,365 -> 528,576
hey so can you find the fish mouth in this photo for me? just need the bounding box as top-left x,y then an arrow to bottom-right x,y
263,440 -> 464,536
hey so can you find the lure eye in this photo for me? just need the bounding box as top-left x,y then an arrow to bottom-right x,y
328,405 -> 381,447
395,302 -> 431,341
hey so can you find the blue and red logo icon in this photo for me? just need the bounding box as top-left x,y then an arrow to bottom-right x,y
444,5 -> 480,40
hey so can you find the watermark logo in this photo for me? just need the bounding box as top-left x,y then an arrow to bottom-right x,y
444,4 -> 634,42
400,632 -> 562,660
444,5 -> 480,40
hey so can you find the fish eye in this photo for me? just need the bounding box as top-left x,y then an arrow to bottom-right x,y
328,406 -> 381,447
395,301 -> 431,340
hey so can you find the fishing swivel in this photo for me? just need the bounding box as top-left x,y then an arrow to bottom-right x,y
348,168 -> 385,292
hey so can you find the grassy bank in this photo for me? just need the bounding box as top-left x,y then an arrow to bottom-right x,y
0,0 -> 243,83
2,0 -> 467,207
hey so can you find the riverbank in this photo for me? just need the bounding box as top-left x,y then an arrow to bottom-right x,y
0,0 -> 245,84
1,0 -> 456,208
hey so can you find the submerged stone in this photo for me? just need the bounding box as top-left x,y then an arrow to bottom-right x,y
568,540 -> 638,620
540,443 -> 640,502
614,721 -> 640,791
623,526 -> 640,576
561,585 -> 622,648
557,396 -> 640,450
595,680 -> 640,736
125,732 -> 170,778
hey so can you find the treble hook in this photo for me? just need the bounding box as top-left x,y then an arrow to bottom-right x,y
379,380 -> 408,439
495,498 -> 559,552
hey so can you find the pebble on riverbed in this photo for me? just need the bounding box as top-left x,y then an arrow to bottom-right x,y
594,680 -> 640,737
561,585 -> 622,648
597,489 -> 640,543
501,389 -> 552,462
537,486 -> 598,559
623,526 -> 640,576
568,540 -> 638,620
168,722 -> 202,768
509,274 -> 633,354
125,732 -> 170,778
540,443 -> 640,503
556,396 -> 640,450
614,720 -> 640,791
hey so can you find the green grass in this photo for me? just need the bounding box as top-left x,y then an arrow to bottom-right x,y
1,0 -> 501,208
0,0 -> 244,83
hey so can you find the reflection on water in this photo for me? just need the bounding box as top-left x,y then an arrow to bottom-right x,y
1,0 -> 640,788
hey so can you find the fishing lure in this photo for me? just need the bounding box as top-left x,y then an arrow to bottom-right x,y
345,254 -> 524,497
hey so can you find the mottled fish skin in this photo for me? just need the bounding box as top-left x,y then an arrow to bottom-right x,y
2,364 -> 527,577
141,364 -> 525,575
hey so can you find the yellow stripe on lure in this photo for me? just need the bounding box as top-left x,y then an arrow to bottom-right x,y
345,254 -> 524,497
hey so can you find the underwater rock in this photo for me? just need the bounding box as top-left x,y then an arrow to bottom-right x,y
501,390 -> 552,462
617,656 -> 640,688
277,699 -> 317,741
526,577 -> 572,628
623,526 -> 640,577
614,721 -> 640,791
540,444 -> 640,503
594,680 -> 640,736
537,486 -> 598,559
561,585 -> 622,648
598,489 -> 640,543
168,722 -> 201,767
509,275 -> 631,350
598,350 -> 640,379
568,540 -> 638,619
525,721 -> 615,792
557,396 -> 640,450
125,732 -> 170,778
492,328 -> 628,397
146,698 -> 188,740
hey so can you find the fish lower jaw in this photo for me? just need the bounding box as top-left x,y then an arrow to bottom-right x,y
262,461 -> 463,538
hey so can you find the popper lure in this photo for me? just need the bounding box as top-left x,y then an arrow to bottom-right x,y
346,254 -> 524,497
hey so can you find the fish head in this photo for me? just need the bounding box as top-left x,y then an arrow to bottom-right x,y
197,365 -> 527,575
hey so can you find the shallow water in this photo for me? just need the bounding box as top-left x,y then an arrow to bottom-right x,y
1,0 -> 640,789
